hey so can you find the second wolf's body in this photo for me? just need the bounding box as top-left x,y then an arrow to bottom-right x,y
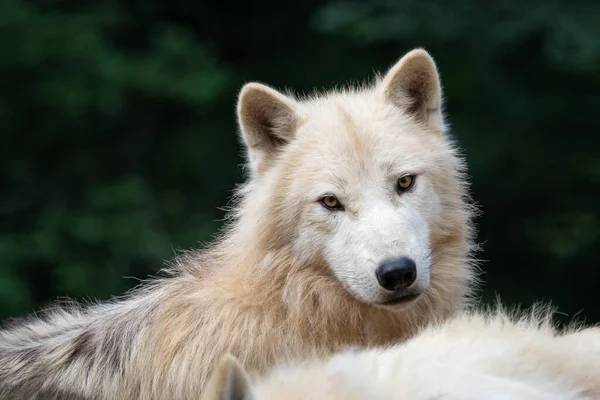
206,305 -> 600,400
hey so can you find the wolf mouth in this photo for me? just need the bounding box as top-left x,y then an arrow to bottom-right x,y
380,293 -> 422,306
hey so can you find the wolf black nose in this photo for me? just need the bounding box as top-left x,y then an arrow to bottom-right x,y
375,257 -> 417,291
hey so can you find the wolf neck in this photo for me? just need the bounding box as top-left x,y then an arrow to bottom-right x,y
207,229 -> 446,348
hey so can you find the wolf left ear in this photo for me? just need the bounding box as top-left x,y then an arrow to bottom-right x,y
379,48 -> 444,130
237,82 -> 299,176
201,354 -> 254,400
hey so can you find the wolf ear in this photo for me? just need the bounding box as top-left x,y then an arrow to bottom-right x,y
379,48 -> 444,129
201,354 -> 254,400
237,82 -> 299,176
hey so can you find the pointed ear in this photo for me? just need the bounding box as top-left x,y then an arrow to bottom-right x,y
379,48 -> 444,129
237,82 -> 299,176
201,354 -> 253,400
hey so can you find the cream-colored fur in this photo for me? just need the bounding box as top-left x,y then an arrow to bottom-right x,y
0,48 -> 478,399
206,305 -> 600,400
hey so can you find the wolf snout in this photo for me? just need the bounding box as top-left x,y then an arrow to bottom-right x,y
375,257 -> 417,291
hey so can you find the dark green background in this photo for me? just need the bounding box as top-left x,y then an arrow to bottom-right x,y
1,1 -> 598,324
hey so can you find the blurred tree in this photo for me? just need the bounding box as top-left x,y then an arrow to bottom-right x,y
0,0 -> 598,323
0,0 -> 234,315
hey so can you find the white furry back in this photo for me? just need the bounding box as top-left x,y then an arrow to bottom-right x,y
249,305 -> 600,400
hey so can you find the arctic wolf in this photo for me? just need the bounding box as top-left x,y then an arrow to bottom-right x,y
204,305 -> 600,400
0,48 -> 478,399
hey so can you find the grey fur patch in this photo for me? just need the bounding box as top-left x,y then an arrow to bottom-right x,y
1,385 -> 93,400
65,329 -> 95,365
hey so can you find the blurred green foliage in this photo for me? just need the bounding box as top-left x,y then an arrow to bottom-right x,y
1,0 -> 598,322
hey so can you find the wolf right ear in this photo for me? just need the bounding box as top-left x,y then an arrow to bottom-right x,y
237,82 -> 299,176
379,48 -> 445,130
201,354 -> 254,400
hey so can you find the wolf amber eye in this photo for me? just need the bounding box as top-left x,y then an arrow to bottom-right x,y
397,175 -> 416,192
321,195 -> 343,210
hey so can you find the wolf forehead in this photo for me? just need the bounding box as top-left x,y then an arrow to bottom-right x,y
298,97 -> 443,156
257,108 -> 444,200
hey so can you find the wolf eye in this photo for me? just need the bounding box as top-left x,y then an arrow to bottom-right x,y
320,195 -> 343,210
397,175 -> 416,192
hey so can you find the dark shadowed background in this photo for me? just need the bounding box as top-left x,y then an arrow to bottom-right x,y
1,1 -> 598,324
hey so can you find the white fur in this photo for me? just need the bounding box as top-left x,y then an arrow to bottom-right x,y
208,305 -> 600,400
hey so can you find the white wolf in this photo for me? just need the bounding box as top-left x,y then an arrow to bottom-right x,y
204,305 -> 600,400
0,48 -> 478,399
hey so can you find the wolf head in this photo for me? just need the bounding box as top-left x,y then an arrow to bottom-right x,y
233,49 -> 473,310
